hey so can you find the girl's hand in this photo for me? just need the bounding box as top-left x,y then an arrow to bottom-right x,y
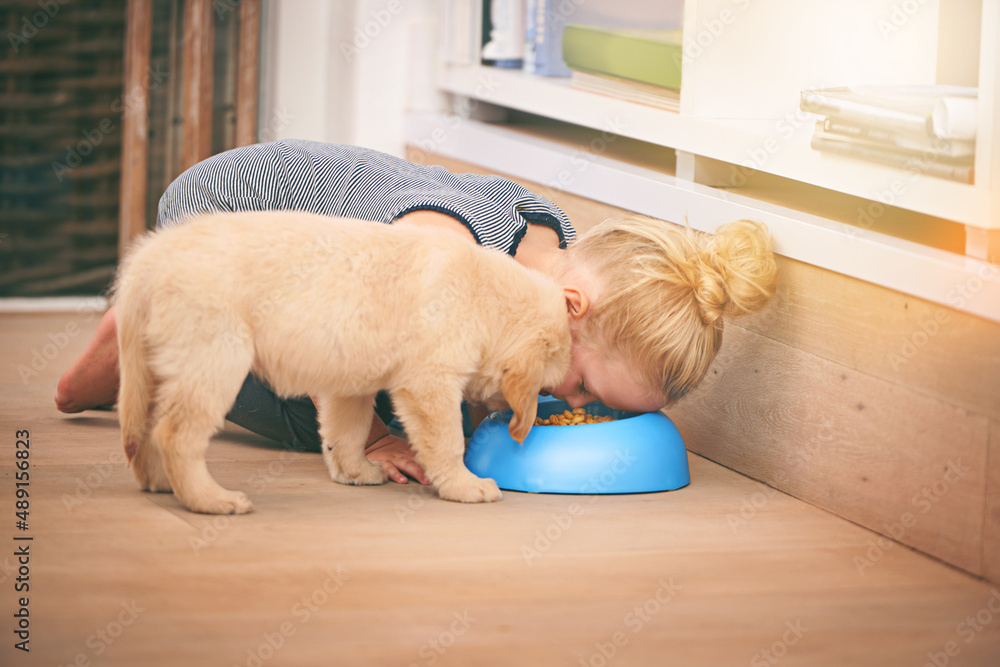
365,434 -> 431,485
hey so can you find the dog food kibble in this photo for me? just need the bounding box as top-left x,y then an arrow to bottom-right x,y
534,407 -> 614,426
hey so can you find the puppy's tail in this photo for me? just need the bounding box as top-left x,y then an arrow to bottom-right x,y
111,238 -> 155,468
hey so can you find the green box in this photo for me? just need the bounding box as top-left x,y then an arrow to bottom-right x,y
561,25 -> 684,90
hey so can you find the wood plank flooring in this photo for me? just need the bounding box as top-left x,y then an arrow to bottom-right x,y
2,312 -> 999,667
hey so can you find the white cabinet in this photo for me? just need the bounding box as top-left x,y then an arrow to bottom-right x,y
424,0 -> 998,260
400,0 -> 1000,322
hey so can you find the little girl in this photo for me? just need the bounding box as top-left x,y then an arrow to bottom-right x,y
56,139 -> 777,484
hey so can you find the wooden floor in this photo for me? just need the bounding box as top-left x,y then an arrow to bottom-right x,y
2,312 -> 999,667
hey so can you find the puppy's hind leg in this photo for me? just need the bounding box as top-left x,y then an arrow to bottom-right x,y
119,361 -> 171,494
316,394 -> 389,486
392,384 -> 501,503
117,298 -> 170,493
153,342 -> 255,515
129,422 -> 172,494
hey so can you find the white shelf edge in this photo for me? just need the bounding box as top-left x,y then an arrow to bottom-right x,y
0,296 -> 109,313
438,64 -> 996,230
405,112 -> 1000,325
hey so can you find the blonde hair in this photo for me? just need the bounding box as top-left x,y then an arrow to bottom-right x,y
563,217 -> 778,405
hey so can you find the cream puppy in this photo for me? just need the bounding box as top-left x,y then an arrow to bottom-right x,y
114,211 -> 571,514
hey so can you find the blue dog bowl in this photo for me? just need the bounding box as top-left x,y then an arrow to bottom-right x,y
464,397 -> 690,494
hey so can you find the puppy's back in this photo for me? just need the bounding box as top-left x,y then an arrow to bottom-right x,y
115,209 -> 563,371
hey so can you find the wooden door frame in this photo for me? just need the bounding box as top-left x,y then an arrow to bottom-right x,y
118,0 -> 260,258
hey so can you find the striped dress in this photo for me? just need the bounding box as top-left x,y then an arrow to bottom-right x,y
156,139 -> 576,254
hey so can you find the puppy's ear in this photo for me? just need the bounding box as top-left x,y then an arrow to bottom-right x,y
500,354 -> 544,444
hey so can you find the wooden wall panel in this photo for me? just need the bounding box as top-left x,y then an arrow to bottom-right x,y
986,420 -> 1000,582
666,323 -> 988,576
739,257 -> 1000,422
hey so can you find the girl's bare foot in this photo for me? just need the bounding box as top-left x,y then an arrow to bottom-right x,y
55,306 -> 121,413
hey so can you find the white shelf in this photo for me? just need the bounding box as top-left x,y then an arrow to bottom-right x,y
438,63 -> 996,230
405,112 -> 1000,324
0,296 -> 108,313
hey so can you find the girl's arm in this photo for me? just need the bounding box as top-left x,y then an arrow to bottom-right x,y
394,209 -> 477,242
394,209 -> 562,273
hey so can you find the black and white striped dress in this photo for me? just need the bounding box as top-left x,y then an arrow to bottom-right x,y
156,139 -> 576,254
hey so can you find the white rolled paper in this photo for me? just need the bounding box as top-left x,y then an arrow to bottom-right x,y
933,96 -> 978,141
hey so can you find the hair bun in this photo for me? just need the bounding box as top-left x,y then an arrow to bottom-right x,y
695,220 -> 777,324
692,257 -> 729,325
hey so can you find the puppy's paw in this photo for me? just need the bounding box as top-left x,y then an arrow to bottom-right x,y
139,477 -> 173,494
131,461 -> 173,493
437,476 -> 502,503
218,491 -> 255,515
329,459 -> 390,486
187,490 -> 254,515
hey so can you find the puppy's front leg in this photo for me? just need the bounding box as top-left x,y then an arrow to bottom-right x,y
391,386 -> 501,503
315,394 -> 389,486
